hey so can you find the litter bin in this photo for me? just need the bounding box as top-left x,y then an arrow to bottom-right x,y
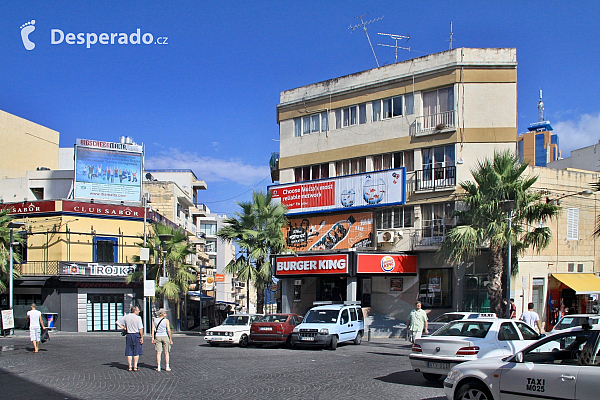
43,313 -> 58,331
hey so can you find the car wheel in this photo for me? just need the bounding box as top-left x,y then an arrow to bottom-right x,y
209,342 -> 219,347
329,335 -> 338,350
353,332 -> 362,345
455,381 -> 493,400
422,373 -> 441,382
239,334 -> 249,348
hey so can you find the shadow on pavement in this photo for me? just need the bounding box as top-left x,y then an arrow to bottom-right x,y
0,368 -> 83,400
375,370 -> 445,389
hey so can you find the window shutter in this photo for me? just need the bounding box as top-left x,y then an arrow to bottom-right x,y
566,208 -> 579,240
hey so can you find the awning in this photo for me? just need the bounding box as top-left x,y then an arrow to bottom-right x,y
551,273 -> 600,295
187,291 -> 214,300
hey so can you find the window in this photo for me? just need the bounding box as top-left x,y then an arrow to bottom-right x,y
373,96 -> 403,120
340,309 -> 349,324
418,268 -> 452,308
335,157 -> 366,176
350,308 -> 357,321
523,331 -> 593,365
567,208 -> 579,240
420,145 -> 455,189
205,240 -> 216,252
578,263 -> 584,272
498,322 -> 520,341
373,150 -> 414,172
568,263 -> 575,272
372,100 -> 381,122
293,112 -> 329,137
95,237 -> 117,263
338,103 -> 367,128
421,202 -> 455,241
359,104 -> 367,124
516,322 -> 540,340
200,222 -> 217,236
375,206 -> 413,229
405,93 -> 414,115
295,163 -> 329,182
422,86 -> 454,130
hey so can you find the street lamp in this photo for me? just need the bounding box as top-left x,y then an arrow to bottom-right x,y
8,221 -> 25,314
500,200 -> 516,319
546,189 -> 593,205
158,234 -> 173,311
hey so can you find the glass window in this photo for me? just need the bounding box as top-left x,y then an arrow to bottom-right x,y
498,322 -> 520,341
524,331 -> 593,365
392,96 -> 403,117
372,100 -> 381,121
311,114 -> 320,133
419,268 -> 452,308
405,93 -> 414,115
95,238 -> 116,263
357,308 -> 364,321
432,313 -> 465,323
350,105 -> 357,126
335,109 -> 342,129
359,103 -> 367,124
340,309 -> 349,324
302,116 -> 310,135
516,322 -> 541,340
433,321 -> 492,337
383,98 -> 393,119
294,118 -> 301,137
350,308 -> 357,321
321,112 -> 328,132
200,223 -> 217,236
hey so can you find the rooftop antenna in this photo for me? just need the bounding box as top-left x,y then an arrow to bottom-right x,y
349,13 -> 384,67
446,21 -> 453,50
377,32 -> 410,63
538,89 -> 545,122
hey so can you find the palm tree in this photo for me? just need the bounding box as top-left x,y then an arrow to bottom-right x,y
0,210 -> 22,294
437,150 -> 560,316
128,223 -> 198,324
217,191 -> 288,313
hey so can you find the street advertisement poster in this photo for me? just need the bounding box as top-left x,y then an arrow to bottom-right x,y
74,139 -> 143,202
1,309 -> 15,330
428,276 -> 441,292
390,278 -> 403,292
269,168 -> 406,215
284,212 -> 373,251
275,254 -> 349,276
60,262 -> 137,276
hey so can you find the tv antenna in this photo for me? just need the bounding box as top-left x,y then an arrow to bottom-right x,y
446,21 -> 453,50
349,13 -> 384,67
377,32 -> 410,63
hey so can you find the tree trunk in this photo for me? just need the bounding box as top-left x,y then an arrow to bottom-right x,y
256,284 -> 265,314
487,246 -> 505,317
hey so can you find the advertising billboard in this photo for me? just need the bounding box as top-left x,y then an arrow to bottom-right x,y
275,254 -> 349,277
74,139 -> 143,203
269,168 -> 405,215
356,253 -> 417,274
284,212 -> 373,251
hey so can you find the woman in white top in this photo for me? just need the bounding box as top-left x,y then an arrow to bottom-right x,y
151,308 -> 173,371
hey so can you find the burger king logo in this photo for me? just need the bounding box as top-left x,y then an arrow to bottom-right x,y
381,256 -> 395,272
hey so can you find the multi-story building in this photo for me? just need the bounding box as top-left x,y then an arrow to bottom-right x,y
547,141 -> 600,172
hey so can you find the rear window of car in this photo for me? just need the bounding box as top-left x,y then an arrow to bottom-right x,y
555,317 -> 590,330
433,321 -> 492,338
304,309 -> 339,323
260,314 -> 289,323
433,313 -> 464,323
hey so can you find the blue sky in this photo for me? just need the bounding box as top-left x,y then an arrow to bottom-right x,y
2,1 -> 599,215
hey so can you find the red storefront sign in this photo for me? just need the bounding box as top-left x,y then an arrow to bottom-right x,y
356,254 -> 417,274
1,201 -> 56,214
62,201 -> 143,218
275,254 -> 348,276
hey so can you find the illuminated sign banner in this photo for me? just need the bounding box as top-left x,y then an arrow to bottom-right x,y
275,254 -> 349,276
284,212 -> 373,251
356,254 -> 417,274
74,138 -> 143,202
2,201 -> 56,214
269,168 -> 405,215
60,262 -> 137,276
62,201 -> 143,219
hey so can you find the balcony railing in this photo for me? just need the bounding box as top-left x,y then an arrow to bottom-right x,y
411,224 -> 455,248
15,261 -> 60,275
415,110 -> 455,136
415,166 -> 456,191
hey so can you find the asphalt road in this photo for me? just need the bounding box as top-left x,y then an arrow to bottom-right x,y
0,330 -> 446,400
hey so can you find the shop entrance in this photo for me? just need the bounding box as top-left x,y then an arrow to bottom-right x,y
86,294 -> 125,332
317,276 -> 346,302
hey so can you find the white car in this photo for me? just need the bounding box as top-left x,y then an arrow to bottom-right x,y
204,314 -> 263,347
426,312 -> 488,336
444,325 -> 600,400
409,316 -> 541,381
551,314 -> 600,333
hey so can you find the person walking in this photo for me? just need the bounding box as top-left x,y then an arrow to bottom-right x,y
151,308 -> 173,371
407,301 -> 429,343
509,298 -> 517,319
116,306 -> 144,371
520,302 -> 542,333
26,303 -> 46,353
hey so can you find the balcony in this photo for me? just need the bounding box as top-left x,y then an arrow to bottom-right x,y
415,166 -> 456,191
15,261 -> 59,275
177,216 -> 197,236
411,224 -> 455,250
414,110 -> 455,136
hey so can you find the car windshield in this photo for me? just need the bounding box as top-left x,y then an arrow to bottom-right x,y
223,316 -> 249,325
555,317 -> 593,330
432,314 -> 465,323
433,321 -> 493,338
304,309 -> 339,323
260,314 -> 289,323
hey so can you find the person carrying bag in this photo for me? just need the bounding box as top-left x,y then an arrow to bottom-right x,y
151,308 -> 173,371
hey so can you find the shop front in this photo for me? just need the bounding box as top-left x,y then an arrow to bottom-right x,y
547,273 -> 600,331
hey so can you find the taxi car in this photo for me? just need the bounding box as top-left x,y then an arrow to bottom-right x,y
426,312 -> 483,336
550,314 -> 600,333
290,302 -> 364,350
249,313 -> 303,347
204,314 -> 262,347
444,324 -> 600,400
409,315 -> 541,381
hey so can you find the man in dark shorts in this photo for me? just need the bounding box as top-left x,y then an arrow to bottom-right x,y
117,306 -> 144,371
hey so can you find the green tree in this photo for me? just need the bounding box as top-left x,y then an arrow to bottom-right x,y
128,223 -> 197,322
0,210 -> 23,294
217,191 -> 288,313
437,150 -> 560,316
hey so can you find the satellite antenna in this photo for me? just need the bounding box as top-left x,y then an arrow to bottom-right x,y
349,13 -> 384,67
447,21 -> 453,50
377,32 -> 410,63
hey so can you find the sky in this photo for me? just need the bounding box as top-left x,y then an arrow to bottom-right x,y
2,1 -> 599,216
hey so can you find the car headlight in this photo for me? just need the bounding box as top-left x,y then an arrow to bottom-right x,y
207,331 -> 213,336
227,332 -> 233,337
293,327 -> 299,333
319,328 -> 329,335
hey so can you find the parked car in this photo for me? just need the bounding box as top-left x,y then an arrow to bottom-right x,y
250,313 -> 303,347
550,314 -> 600,333
290,302 -> 364,350
426,312 -> 487,336
204,314 -> 263,347
444,325 -> 600,400
409,316 -> 541,382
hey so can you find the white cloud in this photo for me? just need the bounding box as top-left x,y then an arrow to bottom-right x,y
554,113 -> 600,157
145,148 -> 270,185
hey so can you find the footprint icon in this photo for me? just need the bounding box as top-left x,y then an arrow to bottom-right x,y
20,20 -> 36,50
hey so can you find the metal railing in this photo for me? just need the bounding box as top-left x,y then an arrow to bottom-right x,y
15,261 -> 60,275
415,166 -> 456,191
412,224 -> 455,248
415,110 -> 455,135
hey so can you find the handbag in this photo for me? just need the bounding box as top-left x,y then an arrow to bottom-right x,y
41,328 -> 50,343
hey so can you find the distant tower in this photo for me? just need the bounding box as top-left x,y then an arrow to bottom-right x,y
517,89 -> 560,166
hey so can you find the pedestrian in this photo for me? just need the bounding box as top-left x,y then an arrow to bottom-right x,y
26,303 -> 46,353
407,301 -> 429,343
509,298 -> 517,319
151,308 -> 173,371
520,302 -> 542,333
116,306 -> 144,371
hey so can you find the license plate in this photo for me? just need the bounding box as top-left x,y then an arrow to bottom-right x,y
300,336 -> 314,341
212,337 -> 224,341
427,362 -> 450,369
259,327 -> 272,331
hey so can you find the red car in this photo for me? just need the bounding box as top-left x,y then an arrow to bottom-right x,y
250,313 -> 303,347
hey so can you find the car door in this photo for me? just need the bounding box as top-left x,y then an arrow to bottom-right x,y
338,309 -> 354,343
498,321 -> 521,356
499,330 -> 594,399
572,331 -> 600,399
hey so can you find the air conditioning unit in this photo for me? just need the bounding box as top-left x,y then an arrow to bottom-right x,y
377,230 -> 394,244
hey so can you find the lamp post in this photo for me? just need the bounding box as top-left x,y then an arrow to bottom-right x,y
158,234 -> 173,311
8,221 -> 25,313
500,200 -> 516,319
546,189 -> 593,205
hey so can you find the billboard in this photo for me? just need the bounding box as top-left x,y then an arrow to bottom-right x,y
356,253 -> 417,274
74,139 -> 143,202
269,168 -> 405,215
284,212 -> 373,251
275,254 -> 349,276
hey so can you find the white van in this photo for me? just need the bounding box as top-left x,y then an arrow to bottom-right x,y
290,302 -> 364,350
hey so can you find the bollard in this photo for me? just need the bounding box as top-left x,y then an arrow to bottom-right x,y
367,328 -> 371,341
